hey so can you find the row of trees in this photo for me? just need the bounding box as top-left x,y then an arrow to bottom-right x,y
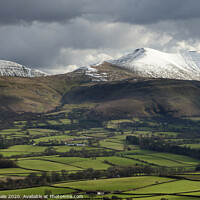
126,135 -> 200,159
0,158 -> 17,168
0,164 -> 184,190
59,148 -> 116,158
9,147 -> 116,159
0,136 -> 30,149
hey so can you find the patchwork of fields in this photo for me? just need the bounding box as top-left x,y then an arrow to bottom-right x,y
0,110 -> 200,199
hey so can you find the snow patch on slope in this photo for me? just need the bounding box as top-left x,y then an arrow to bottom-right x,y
0,60 -> 48,77
74,66 -> 108,82
107,48 -> 200,81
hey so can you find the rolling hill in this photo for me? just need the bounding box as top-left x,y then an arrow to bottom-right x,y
63,78 -> 200,118
0,48 -> 200,119
0,60 -> 48,77
0,73 -> 200,119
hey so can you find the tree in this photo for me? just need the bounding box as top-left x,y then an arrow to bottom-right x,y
44,189 -> 52,196
123,143 -> 129,151
44,147 -> 57,155
61,169 -> 68,179
26,130 -> 30,135
88,192 -> 96,199
196,164 -> 200,171
119,129 -> 124,135
88,139 -> 93,146
51,171 -> 62,182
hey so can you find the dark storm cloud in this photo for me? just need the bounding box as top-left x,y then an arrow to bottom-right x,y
113,0 -> 200,24
0,0 -> 85,25
0,0 -> 200,25
1,0 -> 200,74
0,20 -> 143,70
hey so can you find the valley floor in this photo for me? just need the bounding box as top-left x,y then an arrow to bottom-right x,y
0,104 -> 200,199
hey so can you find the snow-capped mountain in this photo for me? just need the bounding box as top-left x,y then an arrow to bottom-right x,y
105,48 -> 200,81
0,60 -> 48,77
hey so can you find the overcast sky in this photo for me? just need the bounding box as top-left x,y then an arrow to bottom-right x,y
1,0 -> 200,74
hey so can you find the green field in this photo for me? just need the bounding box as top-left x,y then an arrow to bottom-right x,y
155,131 -> 180,136
0,151 -> 30,157
100,140 -> 124,150
122,149 -> 156,155
0,168 -> 37,175
130,180 -> 200,194
177,174 -> 200,181
126,154 -> 190,167
131,195 -> 200,200
39,156 -> 90,164
134,130 -> 152,135
54,176 -> 173,191
0,129 -> 21,133
182,191 -> 200,197
47,119 -> 71,125
0,145 -> 47,153
35,156 -> 112,170
182,117 -> 200,121
0,186 -> 74,196
180,143 -> 200,149
106,138 -> 126,144
29,128 -> 59,134
34,135 -> 75,143
71,160 -> 110,170
104,194 -> 200,200
17,159 -> 82,171
125,152 -> 200,167
110,135 -> 127,140
60,119 -> 71,124
0,129 -> 23,136
1,145 -> 99,155
47,120 -> 62,125
97,156 -> 146,166
149,153 -> 200,165
53,145 -> 99,152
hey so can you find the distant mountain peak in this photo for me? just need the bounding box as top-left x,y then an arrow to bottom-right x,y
0,60 -> 48,77
105,48 -> 200,81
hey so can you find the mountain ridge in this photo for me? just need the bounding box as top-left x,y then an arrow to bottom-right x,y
91,48 -> 200,81
0,72 -> 200,119
0,47 -> 200,119
0,60 -> 48,77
